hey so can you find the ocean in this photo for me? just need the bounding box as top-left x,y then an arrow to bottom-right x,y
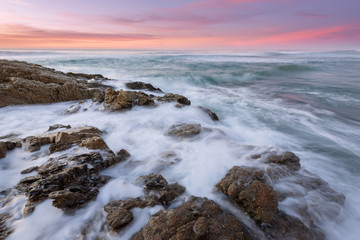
0,50 -> 359,239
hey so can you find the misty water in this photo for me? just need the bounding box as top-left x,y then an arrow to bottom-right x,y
0,50 -> 359,239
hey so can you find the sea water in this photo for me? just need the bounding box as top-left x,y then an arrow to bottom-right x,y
0,49 -> 359,239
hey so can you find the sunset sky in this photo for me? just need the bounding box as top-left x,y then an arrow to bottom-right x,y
0,0 -> 359,50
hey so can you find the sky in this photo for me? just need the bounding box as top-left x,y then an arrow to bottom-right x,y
0,0 -> 359,50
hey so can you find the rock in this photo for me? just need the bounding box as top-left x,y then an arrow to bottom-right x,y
167,124 -> 201,137
157,93 -> 191,105
104,88 -> 155,111
261,211 -> 325,240
64,104 -> 81,114
117,149 -> 131,159
126,81 -> 162,92
266,151 -> 301,171
0,142 -> 7,159
106,208 -> 133,231
0,60 -> 109,108
131,197 -> 246,240
48,124 -> 71,131
54,126 -> 102,144
23,136 -> 51,152
157,183 -> 186,205
216,166 -> 278,223
49,142 -> 73,154
137,173 -> 168,190
20,166 -> 39,174
66,72 -> 106,80
0,213 -> 13,240
199,106 -> 219,121
79,136 -> 109,150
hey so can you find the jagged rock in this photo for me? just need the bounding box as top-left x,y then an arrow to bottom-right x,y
106,208 -> 133,231
0,142 -> 7,159
20,166 -> 39,174
266,151 -> 301,171
199,106 -> 219,121
54,126 -> 102,144
0,213 -> 13,240
23,136 -> 51,152
79,136 -> 109,150
48,124 -> 71,131
157,183 -> 186,205
116,149 -> 130,159
137,173 -> 168,190
167,124 -> 201,137
49,142 -> 73,154
157,93 -> 191,105
104,88 -> 155,111
216,166 -> 278,223
126,81 -> 162,92
66,72 -> 106,80
261,211 -> 325,240
131,197 -> 247,240
0,60 -> 109,107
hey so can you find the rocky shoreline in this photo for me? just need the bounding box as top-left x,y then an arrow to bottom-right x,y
0,60 -> 345,240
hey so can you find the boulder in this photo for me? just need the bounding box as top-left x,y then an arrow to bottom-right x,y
0,60 -> 109,107
216,166 -> 278,223
79,136 -> 109,150
131,197 -> 247,240
157,93 -> 191,106
104,88 -> 155,111
126,81 -> 162,92
266,151 -> 301,171
167,124 -> 201,137
137,173 -> 168,190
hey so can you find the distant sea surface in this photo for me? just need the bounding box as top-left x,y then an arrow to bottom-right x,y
1,50 -> 359,239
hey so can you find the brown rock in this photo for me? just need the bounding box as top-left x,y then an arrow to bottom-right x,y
157,93 -> 191,105
49,142 -> 72,154
0,213 -> 13,240
126,81 -> 162,92
48,124 -> 71,131
199,106 -> 219,121
132,197 -> 246,240
104,88 -> 155,111
20,166 -> 39,174
106,208 -> 133,231
0,60 -> 109,107
216,166 -> 278,223
266,151 -> 301,171
167,124 -> 201,137
137,173 -> 168,190
23,136 -> 51,152
0,142 -> 7,159
80,136 -> 109,150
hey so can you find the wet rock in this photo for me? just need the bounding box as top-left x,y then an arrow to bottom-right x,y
64,104 -> 81,114
216,166 -> 278,223
261,211 -> 325,240
157,93 -> 191,105
23,136 -> 51,152
20,166 -> 39,174
132,197 -> 246,240
49,142 -> 73,154
0,213 -> 13,240
0,142 -> 7,159
167,124 -> 201,137
199,106 -> 219,121
54,126 -> 102,144
137,173 -> 168,190
48,124 -> 71,131
104,88 -> 155,111
106,208 -> 133,231
266,151 -> 301,171
126,81 -> 162,92
157,183 -> 186,205
0,60 -> 109,108
116,149 -> 131,159
79,136 -> 109,150
66,72 -> 106,80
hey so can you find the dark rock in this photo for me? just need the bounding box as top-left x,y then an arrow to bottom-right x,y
104,88 -> 155,111
48,124 -> 71,131
49,142 -> 72,154
137,173 -> 168,190
126,81 -> 162,92
116,149 -> 131,159
66,72 -> 106,80
131,197 -> 246,240
266,151 -> 301,171
199,106 -> 219,121
0,213 -> 13,240
54,126 -> 102,144
20,166 -> 39,174
167,124 -> 201,137
23,136 -> 51,152
0,142 -> 7,159
0,60 -> 108,108
106,208 -> 133,231
216,166 -> 278,223
261,211 -> 325,240
157,93 -> 191,105
157,183 -> 186,205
